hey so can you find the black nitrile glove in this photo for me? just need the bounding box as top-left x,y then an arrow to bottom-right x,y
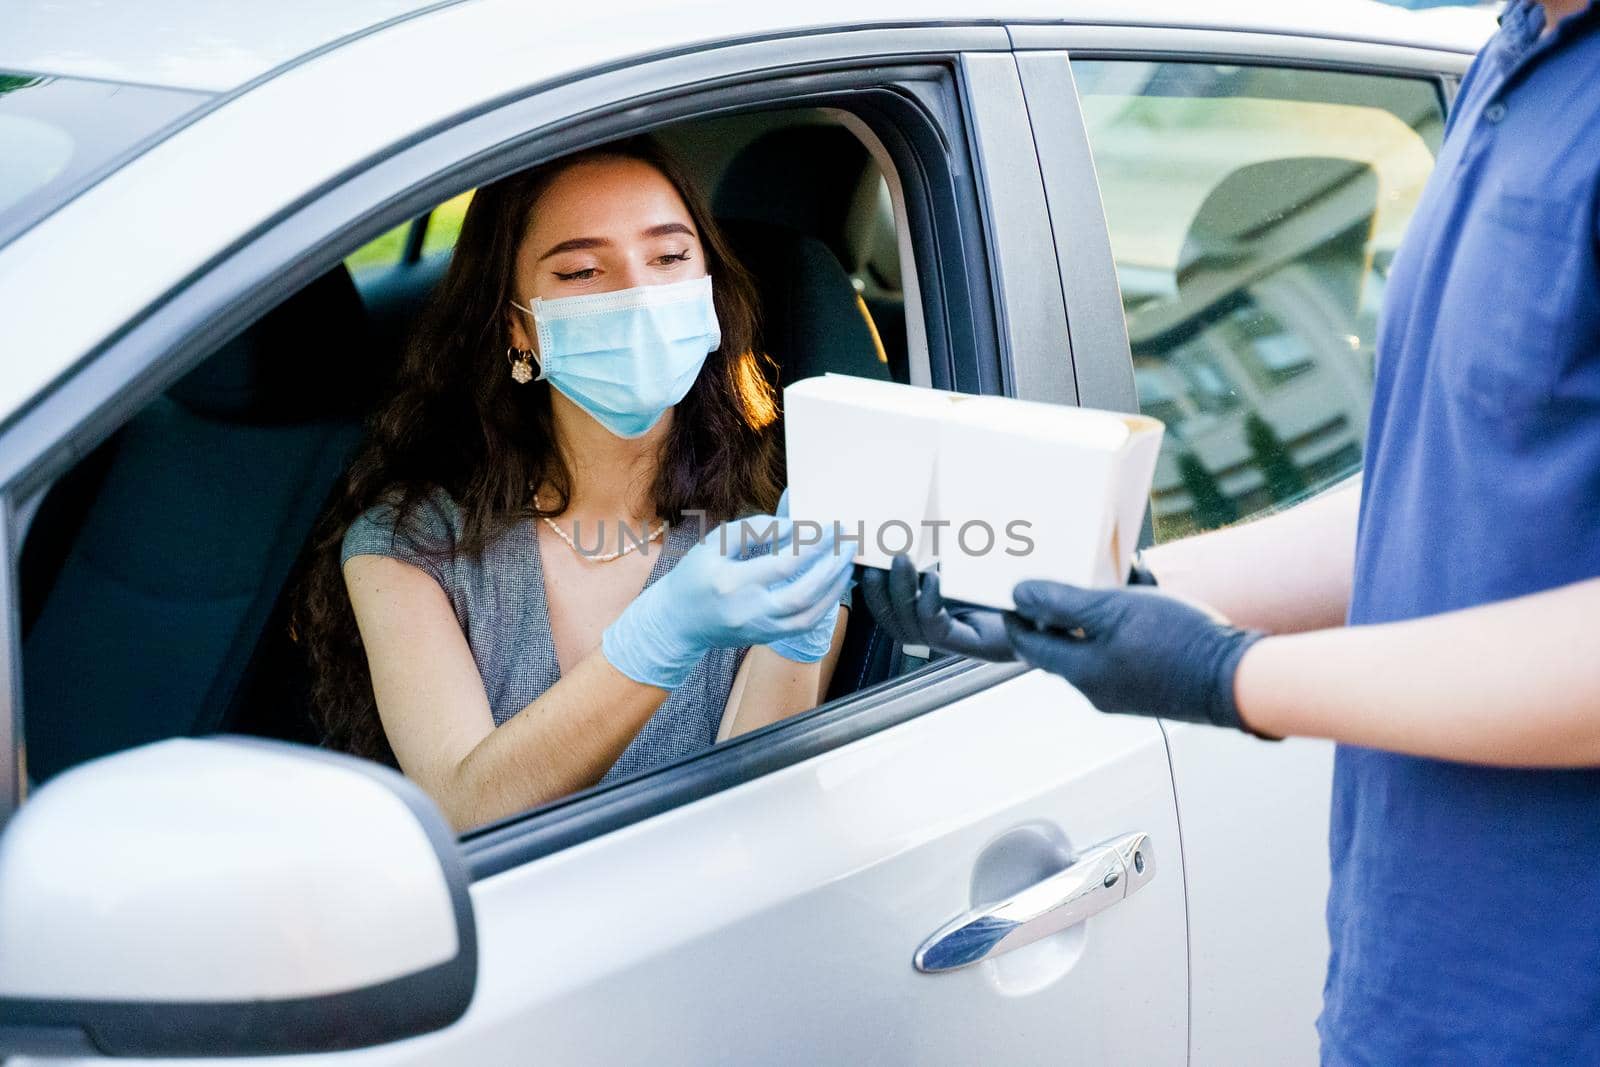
859,554 -> 1015,662
1002,580 -> 1268,734
1127,551 -> 1158,587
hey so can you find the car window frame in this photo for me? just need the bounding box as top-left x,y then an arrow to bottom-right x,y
0,30 -> 1051,839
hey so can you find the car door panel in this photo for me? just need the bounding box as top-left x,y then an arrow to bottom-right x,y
380,670 -> 1185,1066
1165,724 -> 1334,1065
68,673 -> 1183,1066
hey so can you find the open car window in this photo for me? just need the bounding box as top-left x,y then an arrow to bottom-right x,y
16,106 -> 928,828
1072,61 -> 1445,539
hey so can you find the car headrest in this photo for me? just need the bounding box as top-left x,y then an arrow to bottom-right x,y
713,126 -> 870,267
167,266 -> 377,423
844,169 -> 902,294
718,218 -> 889,388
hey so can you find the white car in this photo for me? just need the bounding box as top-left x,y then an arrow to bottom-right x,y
0,2 -> 1494,1064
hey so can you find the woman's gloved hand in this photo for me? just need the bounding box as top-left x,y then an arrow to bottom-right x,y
764,489 -> 855,664
1002,580 -> 1268,734
859,554 -> 1015,662
602,513 -> 857,690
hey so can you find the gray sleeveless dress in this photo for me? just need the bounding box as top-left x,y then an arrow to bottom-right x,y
340,489 -> 746,785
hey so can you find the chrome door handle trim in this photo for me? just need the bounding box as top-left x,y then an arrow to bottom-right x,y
914,832 -> 1155,974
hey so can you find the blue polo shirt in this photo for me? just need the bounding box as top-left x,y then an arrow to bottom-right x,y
1321,3 -> 1600,1063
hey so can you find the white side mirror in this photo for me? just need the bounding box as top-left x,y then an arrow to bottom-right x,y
0,738 -> 475,1057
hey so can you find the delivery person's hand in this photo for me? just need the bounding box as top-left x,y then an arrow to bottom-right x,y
861,553 -> 1167,663
1003,580 -> 1270,734
860,554 -> 1016,662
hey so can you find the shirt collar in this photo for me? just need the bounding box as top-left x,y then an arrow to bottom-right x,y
1494,0 -> 1596,69
1498,1 -> 1545,52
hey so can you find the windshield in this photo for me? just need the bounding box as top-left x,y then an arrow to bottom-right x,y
0,73 -> 207,249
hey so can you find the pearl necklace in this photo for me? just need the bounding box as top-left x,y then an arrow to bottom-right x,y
540,516 -> 666,563
533,485 -> 667,563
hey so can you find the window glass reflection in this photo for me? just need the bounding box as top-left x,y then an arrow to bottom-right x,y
1072,61 -> 1445,540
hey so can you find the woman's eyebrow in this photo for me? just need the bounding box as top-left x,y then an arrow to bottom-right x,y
537,222 -> 695,263
538,236 -> 609,262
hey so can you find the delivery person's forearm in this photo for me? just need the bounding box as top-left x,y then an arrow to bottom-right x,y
1235,575 -> 1600,767
1146,475 -> 1360,634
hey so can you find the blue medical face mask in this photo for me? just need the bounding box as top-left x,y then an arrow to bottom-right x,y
511,275 -> 720,439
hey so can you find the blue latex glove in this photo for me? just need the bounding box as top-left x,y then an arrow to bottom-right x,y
1003,580 -> 1269,734
764,488 -> 854,663
859,554 -> 1015,662
602,512 -> 857,690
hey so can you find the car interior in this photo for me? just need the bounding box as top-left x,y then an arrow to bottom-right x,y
16,107 -> 925,789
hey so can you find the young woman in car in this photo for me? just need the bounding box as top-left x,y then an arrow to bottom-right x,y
297,137 -> 855,831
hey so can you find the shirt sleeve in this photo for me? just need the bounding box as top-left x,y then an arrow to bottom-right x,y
340,489 -> 460,591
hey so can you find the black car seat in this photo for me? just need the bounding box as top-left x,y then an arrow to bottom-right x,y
354,247 -> 453,362
713,125 -> 870,265
719,218 -> 889,389
21,267 -> 377,781
714,125 -> 907,377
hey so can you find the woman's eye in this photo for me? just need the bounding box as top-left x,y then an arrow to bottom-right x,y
655,251 -> 692,266
553,267 -> 597,281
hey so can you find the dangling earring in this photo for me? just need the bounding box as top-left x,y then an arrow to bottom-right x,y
507,346 -> 535,384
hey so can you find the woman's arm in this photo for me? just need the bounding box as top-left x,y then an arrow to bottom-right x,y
1145,475 -> 1362,634
1236,575 -> 1600,766
718,609 -> 850,741
345,554 -> 673,830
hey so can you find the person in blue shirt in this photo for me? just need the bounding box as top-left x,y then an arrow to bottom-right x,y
864,1 -> 1600,1061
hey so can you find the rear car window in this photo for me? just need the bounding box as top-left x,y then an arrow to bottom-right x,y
1071,61 -> 1445,539
0,72 -> 207,249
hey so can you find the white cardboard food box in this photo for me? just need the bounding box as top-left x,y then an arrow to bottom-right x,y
784,373 -> 1164,610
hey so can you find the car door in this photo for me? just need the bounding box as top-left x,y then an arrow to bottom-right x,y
1014,20 -> 1476,1066
0,15 -> 1187,1067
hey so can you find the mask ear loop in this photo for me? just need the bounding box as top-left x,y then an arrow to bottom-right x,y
508,299 -> 549,381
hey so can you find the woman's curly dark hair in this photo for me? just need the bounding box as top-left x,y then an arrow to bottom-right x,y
293,135 -> 783,764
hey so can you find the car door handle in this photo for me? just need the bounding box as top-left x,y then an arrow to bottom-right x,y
914,832 -> 1156,974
